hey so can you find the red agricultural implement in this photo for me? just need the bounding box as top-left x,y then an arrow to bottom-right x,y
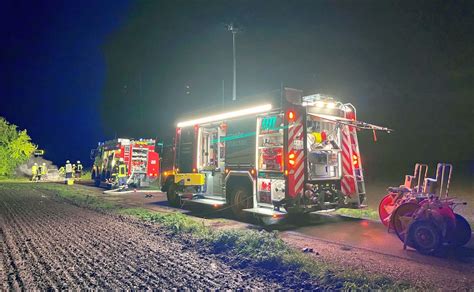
379,163 -> 471,254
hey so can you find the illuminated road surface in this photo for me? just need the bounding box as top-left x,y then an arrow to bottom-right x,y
283,214 -> 474,265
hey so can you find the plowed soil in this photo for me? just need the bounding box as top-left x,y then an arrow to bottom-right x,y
0,185 -> 285,289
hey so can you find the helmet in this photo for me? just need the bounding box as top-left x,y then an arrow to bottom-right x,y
34,163 -> 38,165
77,161 -> 81,164
42,162 -> 46,165
119,158 -> 124,162
66,160 -> 70,163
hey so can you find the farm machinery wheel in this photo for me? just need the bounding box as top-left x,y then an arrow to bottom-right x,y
391,202 -> 419,242
448,214 -> 472,247
166,184 -> 181,208
408,220 -> 441,255
378,193 -> 398,227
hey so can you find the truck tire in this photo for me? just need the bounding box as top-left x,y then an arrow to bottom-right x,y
231,186 -> 252,220
167,183 -> 181,208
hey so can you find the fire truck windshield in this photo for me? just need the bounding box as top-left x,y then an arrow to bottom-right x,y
306,116 -> 341,180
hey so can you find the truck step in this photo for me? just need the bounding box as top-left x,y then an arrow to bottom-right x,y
181,197 -> 226,206
243,207 -> 287,217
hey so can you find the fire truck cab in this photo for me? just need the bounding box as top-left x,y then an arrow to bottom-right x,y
163,88 -> 390,219
91,138 -> 160,188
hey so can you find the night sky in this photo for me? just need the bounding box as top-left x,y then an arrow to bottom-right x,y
1,0 -> 130,165
1,1 -> 473,177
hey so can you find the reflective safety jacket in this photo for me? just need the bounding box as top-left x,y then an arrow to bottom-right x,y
118,164 -> 127,178
31,165 -> 38,175
65,163 -> 73,173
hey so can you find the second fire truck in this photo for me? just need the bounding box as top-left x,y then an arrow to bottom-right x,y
162,88 -> 391,219
91,138 -> 160,188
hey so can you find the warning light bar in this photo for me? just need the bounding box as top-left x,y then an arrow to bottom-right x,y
177,104 -> 272,127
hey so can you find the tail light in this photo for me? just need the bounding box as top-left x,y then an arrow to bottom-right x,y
352,154 -> 359,168
288,152 -> 296,167
250,168 -> 256,177
287,110 -> 295,122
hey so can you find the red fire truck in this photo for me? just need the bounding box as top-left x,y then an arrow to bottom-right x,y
91,138 -> 160,188
162,88 -> 391,220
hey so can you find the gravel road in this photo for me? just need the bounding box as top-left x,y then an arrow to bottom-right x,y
0,184 -> 284,289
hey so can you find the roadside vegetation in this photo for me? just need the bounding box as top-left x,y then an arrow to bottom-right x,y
334,207 -> 379,221
0,117 -> 36,177
15,182 -> 416,290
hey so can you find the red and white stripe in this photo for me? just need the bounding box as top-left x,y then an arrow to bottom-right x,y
341,126 -> 356,197
288,116 -> 304,198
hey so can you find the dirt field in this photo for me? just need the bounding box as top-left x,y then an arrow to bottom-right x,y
0,184 -> 287,289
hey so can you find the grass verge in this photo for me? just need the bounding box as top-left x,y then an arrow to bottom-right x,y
27,183 -> 411,290
334,207 -> 380,221
0,176 -> 30,183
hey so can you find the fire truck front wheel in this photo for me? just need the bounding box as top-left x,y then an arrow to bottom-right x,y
167,184 -> 181,207
230,186 -> 252,220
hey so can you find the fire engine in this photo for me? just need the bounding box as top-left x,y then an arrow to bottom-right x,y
162,88 -> 391,220
91,138 -> 160,188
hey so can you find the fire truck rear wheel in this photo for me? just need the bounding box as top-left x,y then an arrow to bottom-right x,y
167,184 -> 181,207
231,186 -> 252,220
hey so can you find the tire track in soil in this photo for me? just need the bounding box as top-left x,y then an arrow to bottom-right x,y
0,186 -> 281,289
2,191 -> 93,289
1,190 -> 147,289
8,189 -> 129,289
38,190 -> 254,289
34,200 -> 160,288
26,192 -> 176,288
0,197 -> 59,289
1,191 -> 160,289
0,191 -> 82,289
0,223 -> 22,290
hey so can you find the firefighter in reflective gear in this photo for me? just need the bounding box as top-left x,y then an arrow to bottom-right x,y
41,162 -> 48,178
37,164 -> 43,180
116,159 -> 128,186
75,161 -> 83,178
65,160 -> 73,179
31,163 -> 38,181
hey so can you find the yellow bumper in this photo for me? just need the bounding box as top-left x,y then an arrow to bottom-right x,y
174,173 -> 205,186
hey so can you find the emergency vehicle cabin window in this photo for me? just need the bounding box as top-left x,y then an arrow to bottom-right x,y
306,116 -> 341,180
